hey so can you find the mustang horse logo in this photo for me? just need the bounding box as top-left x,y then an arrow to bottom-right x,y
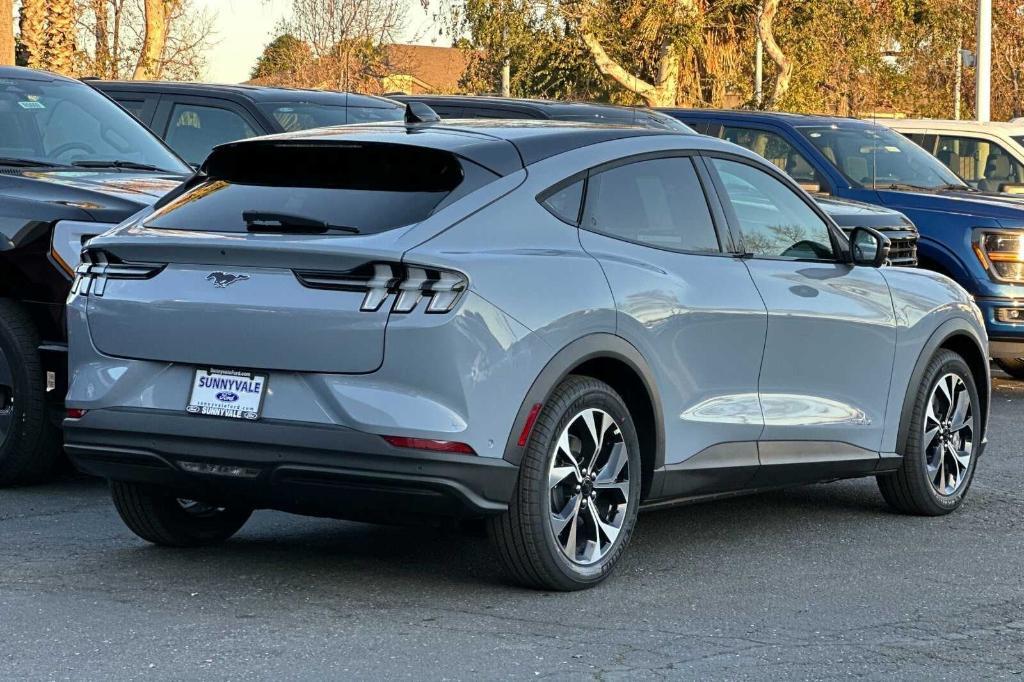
206,272 -> 250,288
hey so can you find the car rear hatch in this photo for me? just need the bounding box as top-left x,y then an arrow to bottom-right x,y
78,137 -> 503,374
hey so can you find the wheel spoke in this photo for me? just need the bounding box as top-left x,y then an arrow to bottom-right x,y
580,409 -> 604,470
549,465 -> 580,490
595,442 -> 627,483
949,386 -> 969,431
936,375 -> 953,414
588,502 -> 620,546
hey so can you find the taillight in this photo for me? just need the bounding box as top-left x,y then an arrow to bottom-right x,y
72,249 -> 165,297
294,262 -> 467,314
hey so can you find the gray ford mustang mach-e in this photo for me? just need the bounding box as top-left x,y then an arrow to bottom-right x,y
64,116 -> 990,591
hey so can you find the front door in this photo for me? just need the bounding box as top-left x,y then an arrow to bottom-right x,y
705,154 -> 898,483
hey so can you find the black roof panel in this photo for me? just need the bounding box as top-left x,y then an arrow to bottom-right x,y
90,80 -> 402,108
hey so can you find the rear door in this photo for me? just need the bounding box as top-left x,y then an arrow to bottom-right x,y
704,153 -> 897,482
102,90 -> 161,127
571,153 -> 768,497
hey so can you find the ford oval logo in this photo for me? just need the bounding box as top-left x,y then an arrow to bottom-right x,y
216,391 -> 239,402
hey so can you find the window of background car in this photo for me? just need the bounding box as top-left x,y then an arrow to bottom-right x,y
0,78 -> 188,172
580,156 -> 720,253
798,124 -> 964,190
934,135 -> 1024,190
710,157 -> 835,260
117,99 -> 147,122
165,103 -> 258,166
720,126 -> 820,189
347,105 -> 404,124
540,178 -> 584,224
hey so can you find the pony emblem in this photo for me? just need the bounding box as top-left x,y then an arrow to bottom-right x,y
206,272 -> 250,288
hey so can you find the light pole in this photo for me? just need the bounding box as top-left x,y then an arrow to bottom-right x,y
976,0 -> 992,122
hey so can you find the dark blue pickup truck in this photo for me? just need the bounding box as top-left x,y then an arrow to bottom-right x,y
665,109 -> 1024,377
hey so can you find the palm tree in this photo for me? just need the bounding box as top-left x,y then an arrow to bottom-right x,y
18,0 -> 46,68
0,0 -> 14,65
46,0 -> 76,74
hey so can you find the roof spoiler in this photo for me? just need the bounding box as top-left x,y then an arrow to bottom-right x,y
404,101 -> 441,124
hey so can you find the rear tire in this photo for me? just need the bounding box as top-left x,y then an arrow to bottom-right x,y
0,299 -> 60,486
878,350 -> 980,516
111,481 -> 252,547
489,376 -> 642,591
995,357 -> 1024,380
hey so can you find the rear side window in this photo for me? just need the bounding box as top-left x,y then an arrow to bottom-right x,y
540,179 -> 584,224
145,142 -> 495,235
164,103 -> 259,166
580,156 -> 720,253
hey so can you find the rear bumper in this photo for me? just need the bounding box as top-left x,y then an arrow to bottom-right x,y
64,409 -> 518,520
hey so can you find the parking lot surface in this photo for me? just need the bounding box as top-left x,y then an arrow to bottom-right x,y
1,376 -> 1022,681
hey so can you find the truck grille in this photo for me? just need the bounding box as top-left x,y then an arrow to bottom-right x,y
884,231 -> 918,267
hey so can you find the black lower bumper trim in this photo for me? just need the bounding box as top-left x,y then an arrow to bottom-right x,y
65,409 -> 518,520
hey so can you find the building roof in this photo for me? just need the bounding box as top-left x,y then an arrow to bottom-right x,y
382,44 -> 472,94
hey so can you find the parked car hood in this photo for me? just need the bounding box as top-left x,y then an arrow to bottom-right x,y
875,187 -> 1024,226
813,195 -> 914,230
0,168 -> 187,225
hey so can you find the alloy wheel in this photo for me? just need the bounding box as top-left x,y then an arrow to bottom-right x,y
924,373 -> 975,496
547,408 -> 630,566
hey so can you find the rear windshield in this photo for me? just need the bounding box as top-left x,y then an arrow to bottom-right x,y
145,142 -> 488,235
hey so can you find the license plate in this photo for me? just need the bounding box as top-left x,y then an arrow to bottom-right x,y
186,368 -> 267,420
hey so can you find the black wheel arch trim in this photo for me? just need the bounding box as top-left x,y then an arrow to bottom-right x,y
895,317 -> 990,457
502,333 -> 666,476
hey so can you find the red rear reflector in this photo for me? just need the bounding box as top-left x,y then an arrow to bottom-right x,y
518,403 -> 543,447
382,435 -> 475,455
66,408 -> 87,418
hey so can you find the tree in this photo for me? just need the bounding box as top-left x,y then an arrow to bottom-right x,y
278,0 -> 408,90
576,0 -> 701,107
19,0 -> 46,68
0,0 -> 13,65
251,33 -> 311,80
47,0 -> 77,74
134,0 -> 170,78
756,0 -> 790,107
74,0 -> 215,80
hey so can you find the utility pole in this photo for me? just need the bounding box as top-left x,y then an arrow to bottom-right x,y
954,42 -> 962,120
754,3 -> 763,107
976,0 -> 992,122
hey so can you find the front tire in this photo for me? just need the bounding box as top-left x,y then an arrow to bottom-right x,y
995,357 -> 1024,380
489,376 -> 642,590
878,350 -> 980,515
111,481 -> 252,547
0,299 -> 60,486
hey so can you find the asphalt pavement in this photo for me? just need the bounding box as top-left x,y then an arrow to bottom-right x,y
1,376 -> 1022,680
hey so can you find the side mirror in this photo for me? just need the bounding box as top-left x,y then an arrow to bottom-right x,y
998,182 -> 1024,195
849,226 -> 891,267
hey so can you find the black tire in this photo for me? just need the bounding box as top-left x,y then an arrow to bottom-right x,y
488,376 -> 642,591
0,298 -> 60,486
110,481 -> 252,547
878,349 -> 980,516
995,357 -> 1024,380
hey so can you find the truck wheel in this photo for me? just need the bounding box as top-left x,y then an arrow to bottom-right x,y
995,358 -> 1024,380
0,299 -> 60,486
878,350 -> 980,516
489,376 -> 642,591
111,481 -> 252,547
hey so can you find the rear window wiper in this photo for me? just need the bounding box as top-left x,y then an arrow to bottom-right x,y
242,211 -> 361,234
0,157 -> 63,168
71,159 -> 167,172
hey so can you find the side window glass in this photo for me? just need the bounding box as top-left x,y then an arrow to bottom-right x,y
347,106 -> 404,124
540,179 -> 584,224
936,134 -> 1024,189
117,99 -> 147,122
581,157 -> 720,253
721,126 -> 820,189
164,103 -> 258,166
711,157 -> 835,261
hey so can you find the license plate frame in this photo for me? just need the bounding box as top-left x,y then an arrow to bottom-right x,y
185,367 -> 268,421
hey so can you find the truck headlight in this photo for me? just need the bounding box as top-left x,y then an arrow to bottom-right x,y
974,231 -> 1024,283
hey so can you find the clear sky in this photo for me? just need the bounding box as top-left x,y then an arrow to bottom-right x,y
194,0 -> 439,83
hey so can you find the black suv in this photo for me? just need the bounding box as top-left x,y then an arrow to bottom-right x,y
89,81 -> 404,166
393,95 -> 920,266
0,66 -> 190,484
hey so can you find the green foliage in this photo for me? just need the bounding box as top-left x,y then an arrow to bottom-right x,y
251,33 -> 311,80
